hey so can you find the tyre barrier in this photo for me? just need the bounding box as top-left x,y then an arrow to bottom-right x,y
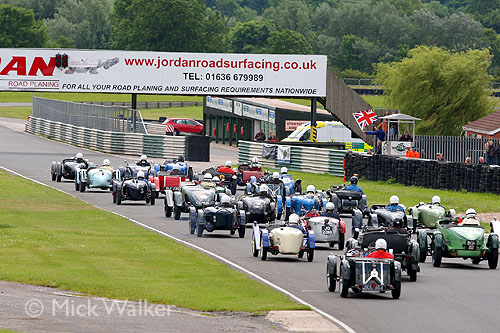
345,153 -> 500,194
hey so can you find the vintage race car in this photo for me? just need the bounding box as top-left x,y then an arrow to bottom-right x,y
112,167 -> 156,205
165,183 -> 216,220
154,158 -> 193,196
417,217 -> 498,269
328,185 -> 367,214
200,181 -> 231,202
348,225 -> 420,281
304,215 -> 346,250
251,221 -> 315,261
200,167 -> 238,195
238,192 -> 277,225
366,205 -> 414,233
492,217 -> 500,234
51,158 -> 89,182
285,192 -> 327,218
236,163 -> 263,186
326,252 -> 402,299
189,203 -> 246,238
408,202 -> 456,229
75,166 -> 113,192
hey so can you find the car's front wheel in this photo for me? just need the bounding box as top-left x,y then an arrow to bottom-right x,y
432,244 -> 442,267
488,249 -> 498,269
238,225 -> 245,238
339,265 -> 349,298
173,129 -> 179,136
307,249 -> 314,262
391,281 -> 401,299
251,233 -> 258,257
174,206 -> 181,220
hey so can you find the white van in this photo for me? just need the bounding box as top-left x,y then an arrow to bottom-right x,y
282,121 -> 371,151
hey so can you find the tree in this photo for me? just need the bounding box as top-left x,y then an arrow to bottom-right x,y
263,0 -> 311,36
267,29 -> 313,54
376,46 -> 494,135
0,4 -> 48,47
111,0 -> 226,52
0,0 -> 62,20
227,20 -> 271,53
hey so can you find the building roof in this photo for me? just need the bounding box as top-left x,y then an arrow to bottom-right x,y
380,113 -> 421,121
236,97 -> 332,115
462,109 -> 500,135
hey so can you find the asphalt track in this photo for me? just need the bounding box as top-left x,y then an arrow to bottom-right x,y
1,122 -> 499,333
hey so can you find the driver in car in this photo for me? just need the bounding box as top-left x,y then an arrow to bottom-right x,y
219,195 -> 233,208
136,170 -> 148,183
170,166 -> 184,176
431,195 -> 441,206
250,156 -> 261,170
74,152 -> 88,168
387,217 -> 407,234
201,173 -> 214,188
386,195 -> 405,212
136,154 -> 150,167
269,172 -> 284,186
345,176 -> 364,194
321,202 -> 340,219
367,239 -> 394,259
218,160 -> 234,175
458,208 -> 480,226
101,159 -> 113,172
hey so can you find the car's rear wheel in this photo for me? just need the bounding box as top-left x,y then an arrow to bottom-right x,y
238,225 -> 245,238
432,245 -> 442,267
150,193 -> 155,205
116,191 -> 122,205
407,266 -> 417,282
51,171 -> 56,181
196,222 -> 203,237
165,205 -> 172,217
56,174 -> 62,182
251,233 -> 258,257
391,281 -> 401,299
327,258 -> 337,292
80,182 -> 85,192
174,206 -> 181,220
75,180 -> 79,191
112,190 -> 116,204
260,237 -> 267,261
230,229 -> 235,235
488,249 -> 498,269
307,249 -> 314,262
339,265 -> 349,298
338,233 -> 345,250
298,250 -> 304,258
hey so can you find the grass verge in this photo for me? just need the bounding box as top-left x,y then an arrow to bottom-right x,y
0,92 -> 203,103
0,170 -> 305,312
284,170 -> 500,214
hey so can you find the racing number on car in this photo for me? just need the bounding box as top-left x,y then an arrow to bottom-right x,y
466,240 -> 476,250
322,225 -> 333,235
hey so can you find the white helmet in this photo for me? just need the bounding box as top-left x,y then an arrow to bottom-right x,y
137,171 -> 145,179
212,175 -> 220,184
140,154 -> 147,161
220,195 -> 230,205
281,167 -> 288,174
289,213 -> 300,224
466,208 -> 477,218
260,184 -> 269,194
375,238 -> 387,250
75,152 -> 83,159
225,160 -> 232,167
307,185 -> 315,193
103,159 -> 110,166
251,156 -> 259,163
325,202 -> 335,211
203,173 -> 212,181
273,172 -> 280,180
390,195 -> 399,205
432,195 -> 441,205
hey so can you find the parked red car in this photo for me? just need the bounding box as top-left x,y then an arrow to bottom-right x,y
162,118 -> 203,136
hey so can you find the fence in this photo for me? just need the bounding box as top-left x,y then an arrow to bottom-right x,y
345,153 -> 500,194
414,135 -> 500,163
32,97 -> 148,134
238,140 -> 346,176
26,116 -> 186,159
81,101 -> 203,108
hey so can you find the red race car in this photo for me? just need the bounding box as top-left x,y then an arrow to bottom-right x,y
162,118 -> 203,136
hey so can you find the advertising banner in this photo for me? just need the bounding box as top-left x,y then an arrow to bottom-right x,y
206,96 -> 232,112
0,49 -> 327,96
285,120 -> 309,131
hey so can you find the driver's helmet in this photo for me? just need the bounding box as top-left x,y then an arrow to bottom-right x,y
173,166 -> 180,171
250,175 -> 256,183
306,185 -> 315,193
177,155 -> 184,162
103,159 -> 110,166
289,213 -> 300,224
212,175 -> 220,184
280,166 -> 288,174
393,217 -> 403,228
225,160 -> 232,167
203,173 -> 212,181
431,195 -> 441,205
251,156 -> 259,163
375,238 -> 387,250
75,152 -> 84,161
140,154 -> 147,161
465,208 -> 477,218
390,195 -> 399,205
350,176 -> 358,185
272,172 -> 280,180
325,202 -> 335,211
220,195 -> 231,205
260,184 -> 269,194
137,170 -> 145,179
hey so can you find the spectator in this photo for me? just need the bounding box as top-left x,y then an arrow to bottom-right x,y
405,146 -> 419,158
399,130 -> 412,142
343,149 -> 352,182
255,129 -> 266,142
365,125 -> 385,154
419,148 -> 427,159
378,111 -> 390,133
268,131 -> 278,141
485,140 -> 495,164
436,153 -> 446,162
479,156 -> 489,165
389,111 -> 399,140
366,148 -> 372,155
465,157 -> 472,164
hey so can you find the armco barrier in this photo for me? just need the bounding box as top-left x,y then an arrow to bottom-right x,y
345,153 -> 500,194
238,140 -> 346,176
26,117 -> 189,160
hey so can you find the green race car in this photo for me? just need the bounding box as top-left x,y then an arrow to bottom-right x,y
408,196 -> 455,229
417,217 -> 498,269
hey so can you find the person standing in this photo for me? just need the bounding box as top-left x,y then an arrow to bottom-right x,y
268,131 -> 278,141
399,130 -> 412,142
255,129 -> 266,142
485,140 -> 495,165
365,125 -> 385,154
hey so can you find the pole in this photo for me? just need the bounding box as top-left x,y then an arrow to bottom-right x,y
310,97 -> 317,142
131,93 -> 137,132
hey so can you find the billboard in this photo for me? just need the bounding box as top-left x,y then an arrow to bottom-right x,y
0,49 -> 327,96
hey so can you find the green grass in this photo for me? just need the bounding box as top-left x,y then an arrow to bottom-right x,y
0,170 -> 305,312
139,106 -> 203,121
0,92 -> 203,103
0,106 -> 32,119
361,95 -> 387,108
285,170 -> 500,214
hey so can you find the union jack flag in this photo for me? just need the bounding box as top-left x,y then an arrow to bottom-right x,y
352,109 -> 378,131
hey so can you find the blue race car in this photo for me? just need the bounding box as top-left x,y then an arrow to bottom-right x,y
75,164 -> 114,192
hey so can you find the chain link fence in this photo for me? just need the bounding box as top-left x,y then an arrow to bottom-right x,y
32,97 -> 148,134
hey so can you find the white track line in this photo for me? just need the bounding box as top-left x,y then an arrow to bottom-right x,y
0,165 -> 356,333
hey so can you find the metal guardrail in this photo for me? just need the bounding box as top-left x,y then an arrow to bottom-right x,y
81,101 -> 203,108
26,117 -> 186,159
238,140 -> 346,176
